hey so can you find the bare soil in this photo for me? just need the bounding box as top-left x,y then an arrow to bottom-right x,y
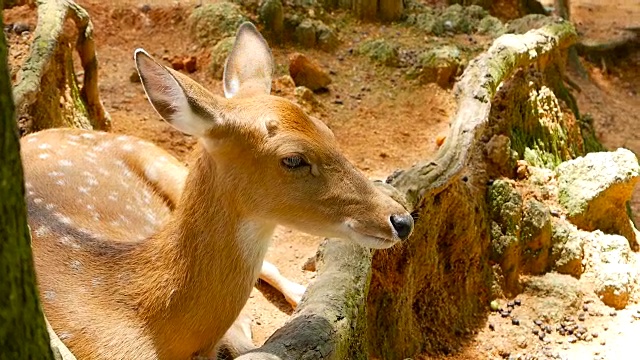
4,0 -> 640,358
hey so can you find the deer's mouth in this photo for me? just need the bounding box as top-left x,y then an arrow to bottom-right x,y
343,220 -> 399,249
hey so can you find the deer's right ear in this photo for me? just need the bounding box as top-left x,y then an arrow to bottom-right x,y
135,49 -> 214,137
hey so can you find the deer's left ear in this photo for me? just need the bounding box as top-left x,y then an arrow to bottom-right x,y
223,22 -> 274,99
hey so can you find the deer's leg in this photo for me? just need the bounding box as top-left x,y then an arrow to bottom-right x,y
211,309 -> 256,359
259,260 -> 306,309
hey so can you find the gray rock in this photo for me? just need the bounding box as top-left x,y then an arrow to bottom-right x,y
593,262 -> 634,310
520,199 -> 552,274
522,273 -> 584,321
315,22 -> 339,51
550,218 -> 584,277
294,19 -> 317,48
356,39 -> 399,67
556,148 -> 640,250
408,45 -> 461,87
188,3 -> 248,47
259,0 -> 284,39
208,37 -> 236,80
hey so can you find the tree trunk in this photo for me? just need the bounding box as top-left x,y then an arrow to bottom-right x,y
13,0 -> 110,134
0,7 -> 54,359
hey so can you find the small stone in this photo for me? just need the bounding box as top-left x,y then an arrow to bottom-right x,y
578,313 -> 586,321
609,311 -> 617,316
584,334 -> 593,342
490,300 -> 500,311
501,311 -> 510,318
507,301 -> 515,308
583,304 -> 589,312
170,56 -> 184,71
514,299 -> 522,306
183,56 -> 197,73
512,318 -> 520,326
567,336 -> 577,343
289,53 -> 332,91
489,323 -> 495,331
544,325 -> 553,334
140,4 -> 151,13
538,333 -> 545,341
600,340 -> 606,346
591,332 -> 599,338
12,22 -> 30,35
129,69 -> 141,83
534,319 -> 543,326
532,328 -> 539,335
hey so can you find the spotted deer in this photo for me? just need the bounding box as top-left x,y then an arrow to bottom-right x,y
23,22 -> 414,359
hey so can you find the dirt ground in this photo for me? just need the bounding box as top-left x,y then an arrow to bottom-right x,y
4,0 -> 640,358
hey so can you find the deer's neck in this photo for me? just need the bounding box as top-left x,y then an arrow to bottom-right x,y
132,147 -> 274,354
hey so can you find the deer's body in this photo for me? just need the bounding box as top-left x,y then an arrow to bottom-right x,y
25,23 -> 413,359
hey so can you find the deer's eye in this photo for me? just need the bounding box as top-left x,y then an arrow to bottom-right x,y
281,155 -> 309,170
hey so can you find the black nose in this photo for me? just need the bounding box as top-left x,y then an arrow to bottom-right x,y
390,214 -> 414,240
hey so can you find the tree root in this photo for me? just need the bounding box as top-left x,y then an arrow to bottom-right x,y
13,0 -> 110,133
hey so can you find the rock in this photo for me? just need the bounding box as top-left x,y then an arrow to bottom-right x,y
12,22 -> 30,35
188,3 -> 247,47
486,134 -> 512,168
550,219 -> 584,278
440,4 -> 487,34
170,56 -> 184,71
294,86 -> 314,103
315,22 -> 339,51
408,45 -> 461,87
272,75 -> 296,94
259,0 -> 284,39
522,273 -> 584,321
593,262 -> 634,310
288,53 -> 331,91
477,15 -> 505,36
488,180 -> 523,292
356,39 -> 399,67
520,199 -> 552,274
209,37 -> 236,80
129,69 -> 141,83
294,19 -> 316,48
140,4 -> 151,13
183,56 -> 197,73
506,14 -> 555,34
556,149 -> 640,250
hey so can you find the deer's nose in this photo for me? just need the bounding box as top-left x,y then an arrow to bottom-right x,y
390,214 -> 414,240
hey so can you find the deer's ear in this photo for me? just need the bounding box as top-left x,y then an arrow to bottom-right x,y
223,22 -> 274,99
135,49 -> 218,137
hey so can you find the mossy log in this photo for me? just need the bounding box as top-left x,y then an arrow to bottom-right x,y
231,21 -> 578,360
13,0 -> 110,133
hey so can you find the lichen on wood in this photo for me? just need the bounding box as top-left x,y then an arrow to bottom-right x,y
12,0 -> 110,133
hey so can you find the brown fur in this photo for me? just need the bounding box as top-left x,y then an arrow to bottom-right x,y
24,23 -> 412,360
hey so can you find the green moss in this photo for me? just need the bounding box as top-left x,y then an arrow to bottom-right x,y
188,3 -> 247,47
488,180 -> 523,237
477,16 -> 505,36
356,39 -> 399,67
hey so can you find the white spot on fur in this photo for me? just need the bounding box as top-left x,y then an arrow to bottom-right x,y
144,163 -> 159,182
59,236 -> 74,246
86,152 -> 97,159
70,260 -> 83,272
58,333 -> 72,341
33,198 -> 43,204
27,190 -> 34,196
49,171 -> 64,177
108,192 -> 119,201
122,143 -> 134,152
59,159 -> 73,167
98,168 -> 110,176
39,153 -> 50,159
81,133 -> 95,139
117,136 -> 128,141
45,203 -> 56,210
78,187 -> 90,194
56,179 -> 66,186
87,178 -> 99,186
35,226 -> 51,236
43,290 -> 56,301
87,204 -> 95,211
67,140 -> 80,146
55,213 -> 72,225
25,182 -> 32,189
68,134 -> 81,141
38,143 -> 51,149
26,137 -> 38,143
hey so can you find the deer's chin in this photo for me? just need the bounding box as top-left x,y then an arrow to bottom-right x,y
341,220 -> 400,249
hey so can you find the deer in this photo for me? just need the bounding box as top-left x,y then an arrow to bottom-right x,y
23,22 -> 414,359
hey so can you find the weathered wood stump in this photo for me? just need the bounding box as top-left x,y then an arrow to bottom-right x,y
237,21 -> 581,360
12,0 -> 110,133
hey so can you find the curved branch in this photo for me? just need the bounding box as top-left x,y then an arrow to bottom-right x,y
13,0 -> 110,131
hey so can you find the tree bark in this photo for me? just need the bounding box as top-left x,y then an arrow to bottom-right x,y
13,0 -> 110,134
0,7 -> 54,359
